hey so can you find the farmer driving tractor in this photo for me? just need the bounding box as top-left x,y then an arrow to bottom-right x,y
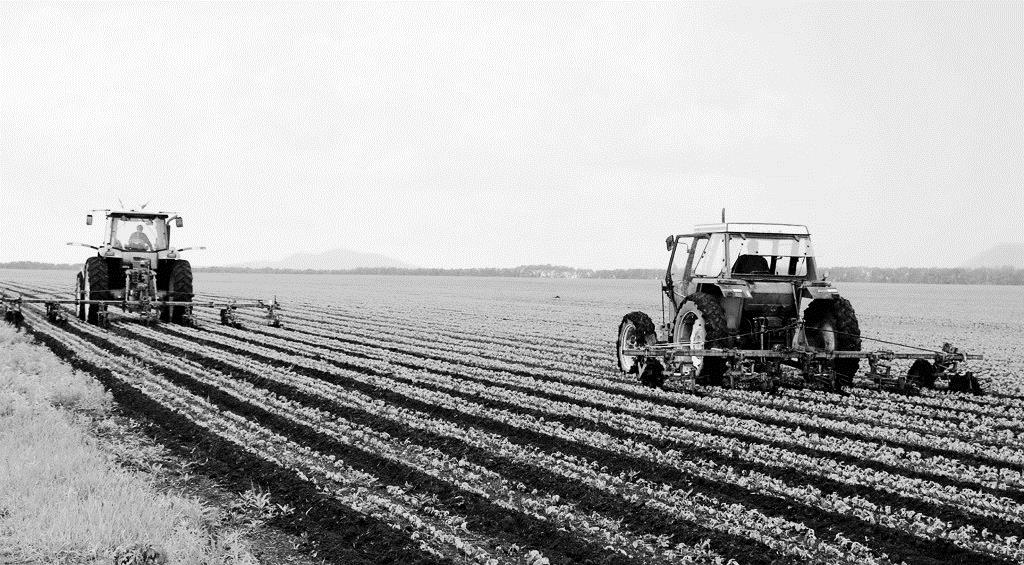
127,224 -> 153,251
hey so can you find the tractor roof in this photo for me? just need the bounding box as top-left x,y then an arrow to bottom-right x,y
98,209 -> 176,219
690,222 -> 810,236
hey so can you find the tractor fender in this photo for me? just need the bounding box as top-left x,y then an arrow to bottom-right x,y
695,281 -> 750,331
716,280 -> 753,299
802,284 -> 840,300
692,279 -> 752,299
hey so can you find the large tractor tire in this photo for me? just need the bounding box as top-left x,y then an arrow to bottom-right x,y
167,260 -> 193,324
75,273 -> 86,321
82,256 -> 109,325
616,311 -> 664,387
673,292 -> 730,386
104,258 -> 125,293
803,297 -> 862,387
158,260 -> 175,322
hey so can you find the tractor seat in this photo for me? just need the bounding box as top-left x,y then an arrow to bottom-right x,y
732,254 -> 770,274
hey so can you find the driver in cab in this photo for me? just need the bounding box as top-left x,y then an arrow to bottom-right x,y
127,225 -> 153,251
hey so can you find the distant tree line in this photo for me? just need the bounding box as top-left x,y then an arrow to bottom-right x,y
3,261 -> 1023,285
824,266 -> 1024,285
0,261 -> 80,270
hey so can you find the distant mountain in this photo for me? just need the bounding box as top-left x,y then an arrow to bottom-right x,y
234,248 -> 413,270
961,243 -> 1024,268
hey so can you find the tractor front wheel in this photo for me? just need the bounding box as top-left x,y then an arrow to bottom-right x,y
616,311 -> 664,387
803,297 -> 862,387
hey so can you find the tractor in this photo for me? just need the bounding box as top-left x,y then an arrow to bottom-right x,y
616,221 -> 981,393
0,208 -> 283,330
69,209 -> 203,326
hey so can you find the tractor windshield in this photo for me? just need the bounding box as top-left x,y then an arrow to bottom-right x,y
108,216 -> 169,252
727,235 -> 814,278
689,235 -> 727,277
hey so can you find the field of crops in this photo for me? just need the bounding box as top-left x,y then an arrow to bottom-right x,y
3,269 -> 1024,565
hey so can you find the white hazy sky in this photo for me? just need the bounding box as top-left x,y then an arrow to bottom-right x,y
2,2 -> 1022,269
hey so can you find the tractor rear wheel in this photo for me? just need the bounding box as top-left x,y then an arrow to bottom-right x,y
158,260 -> 176,322
167,260 -> 193,324
673,293 -> 730,386
83,256 -> 108,325
803,298 -> 862,387
616,311 -> 665,387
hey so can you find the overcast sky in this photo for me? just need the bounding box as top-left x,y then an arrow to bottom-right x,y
2,2 -> 1021,269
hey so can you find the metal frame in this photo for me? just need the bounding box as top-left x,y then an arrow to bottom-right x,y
0,293 -> 282,329
621,337 -> 982,393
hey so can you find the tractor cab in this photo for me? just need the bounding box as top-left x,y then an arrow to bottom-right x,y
87,210 -> 189,268
668,223 -> 816,286
107,214 -> 169,252
664,223 -> 835,336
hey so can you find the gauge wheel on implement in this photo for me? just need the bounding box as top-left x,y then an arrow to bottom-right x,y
616,311 -> 665,387
908,349 -> 984,394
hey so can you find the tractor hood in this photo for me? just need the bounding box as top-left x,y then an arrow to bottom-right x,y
96,245 -> 188,270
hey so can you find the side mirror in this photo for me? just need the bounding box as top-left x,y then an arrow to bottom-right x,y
665,235 -> 676,251
175,218 -> 183,228
86,214 -> 93,225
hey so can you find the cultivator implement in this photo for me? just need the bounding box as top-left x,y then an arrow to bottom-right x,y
0,291 -> 282,330
621,334 -> 983,395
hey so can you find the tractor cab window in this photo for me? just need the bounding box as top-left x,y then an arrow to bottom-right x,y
690,234 -> 727,278
727,235 -> 813,277
109,217 -> 168,252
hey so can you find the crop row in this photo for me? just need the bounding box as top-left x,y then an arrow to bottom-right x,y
149,314 -> 1024,561
195,308 -> 1024,492
253,297 -> 1024,426
262,304 -> 1024,459
127,319 -> 1024,562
